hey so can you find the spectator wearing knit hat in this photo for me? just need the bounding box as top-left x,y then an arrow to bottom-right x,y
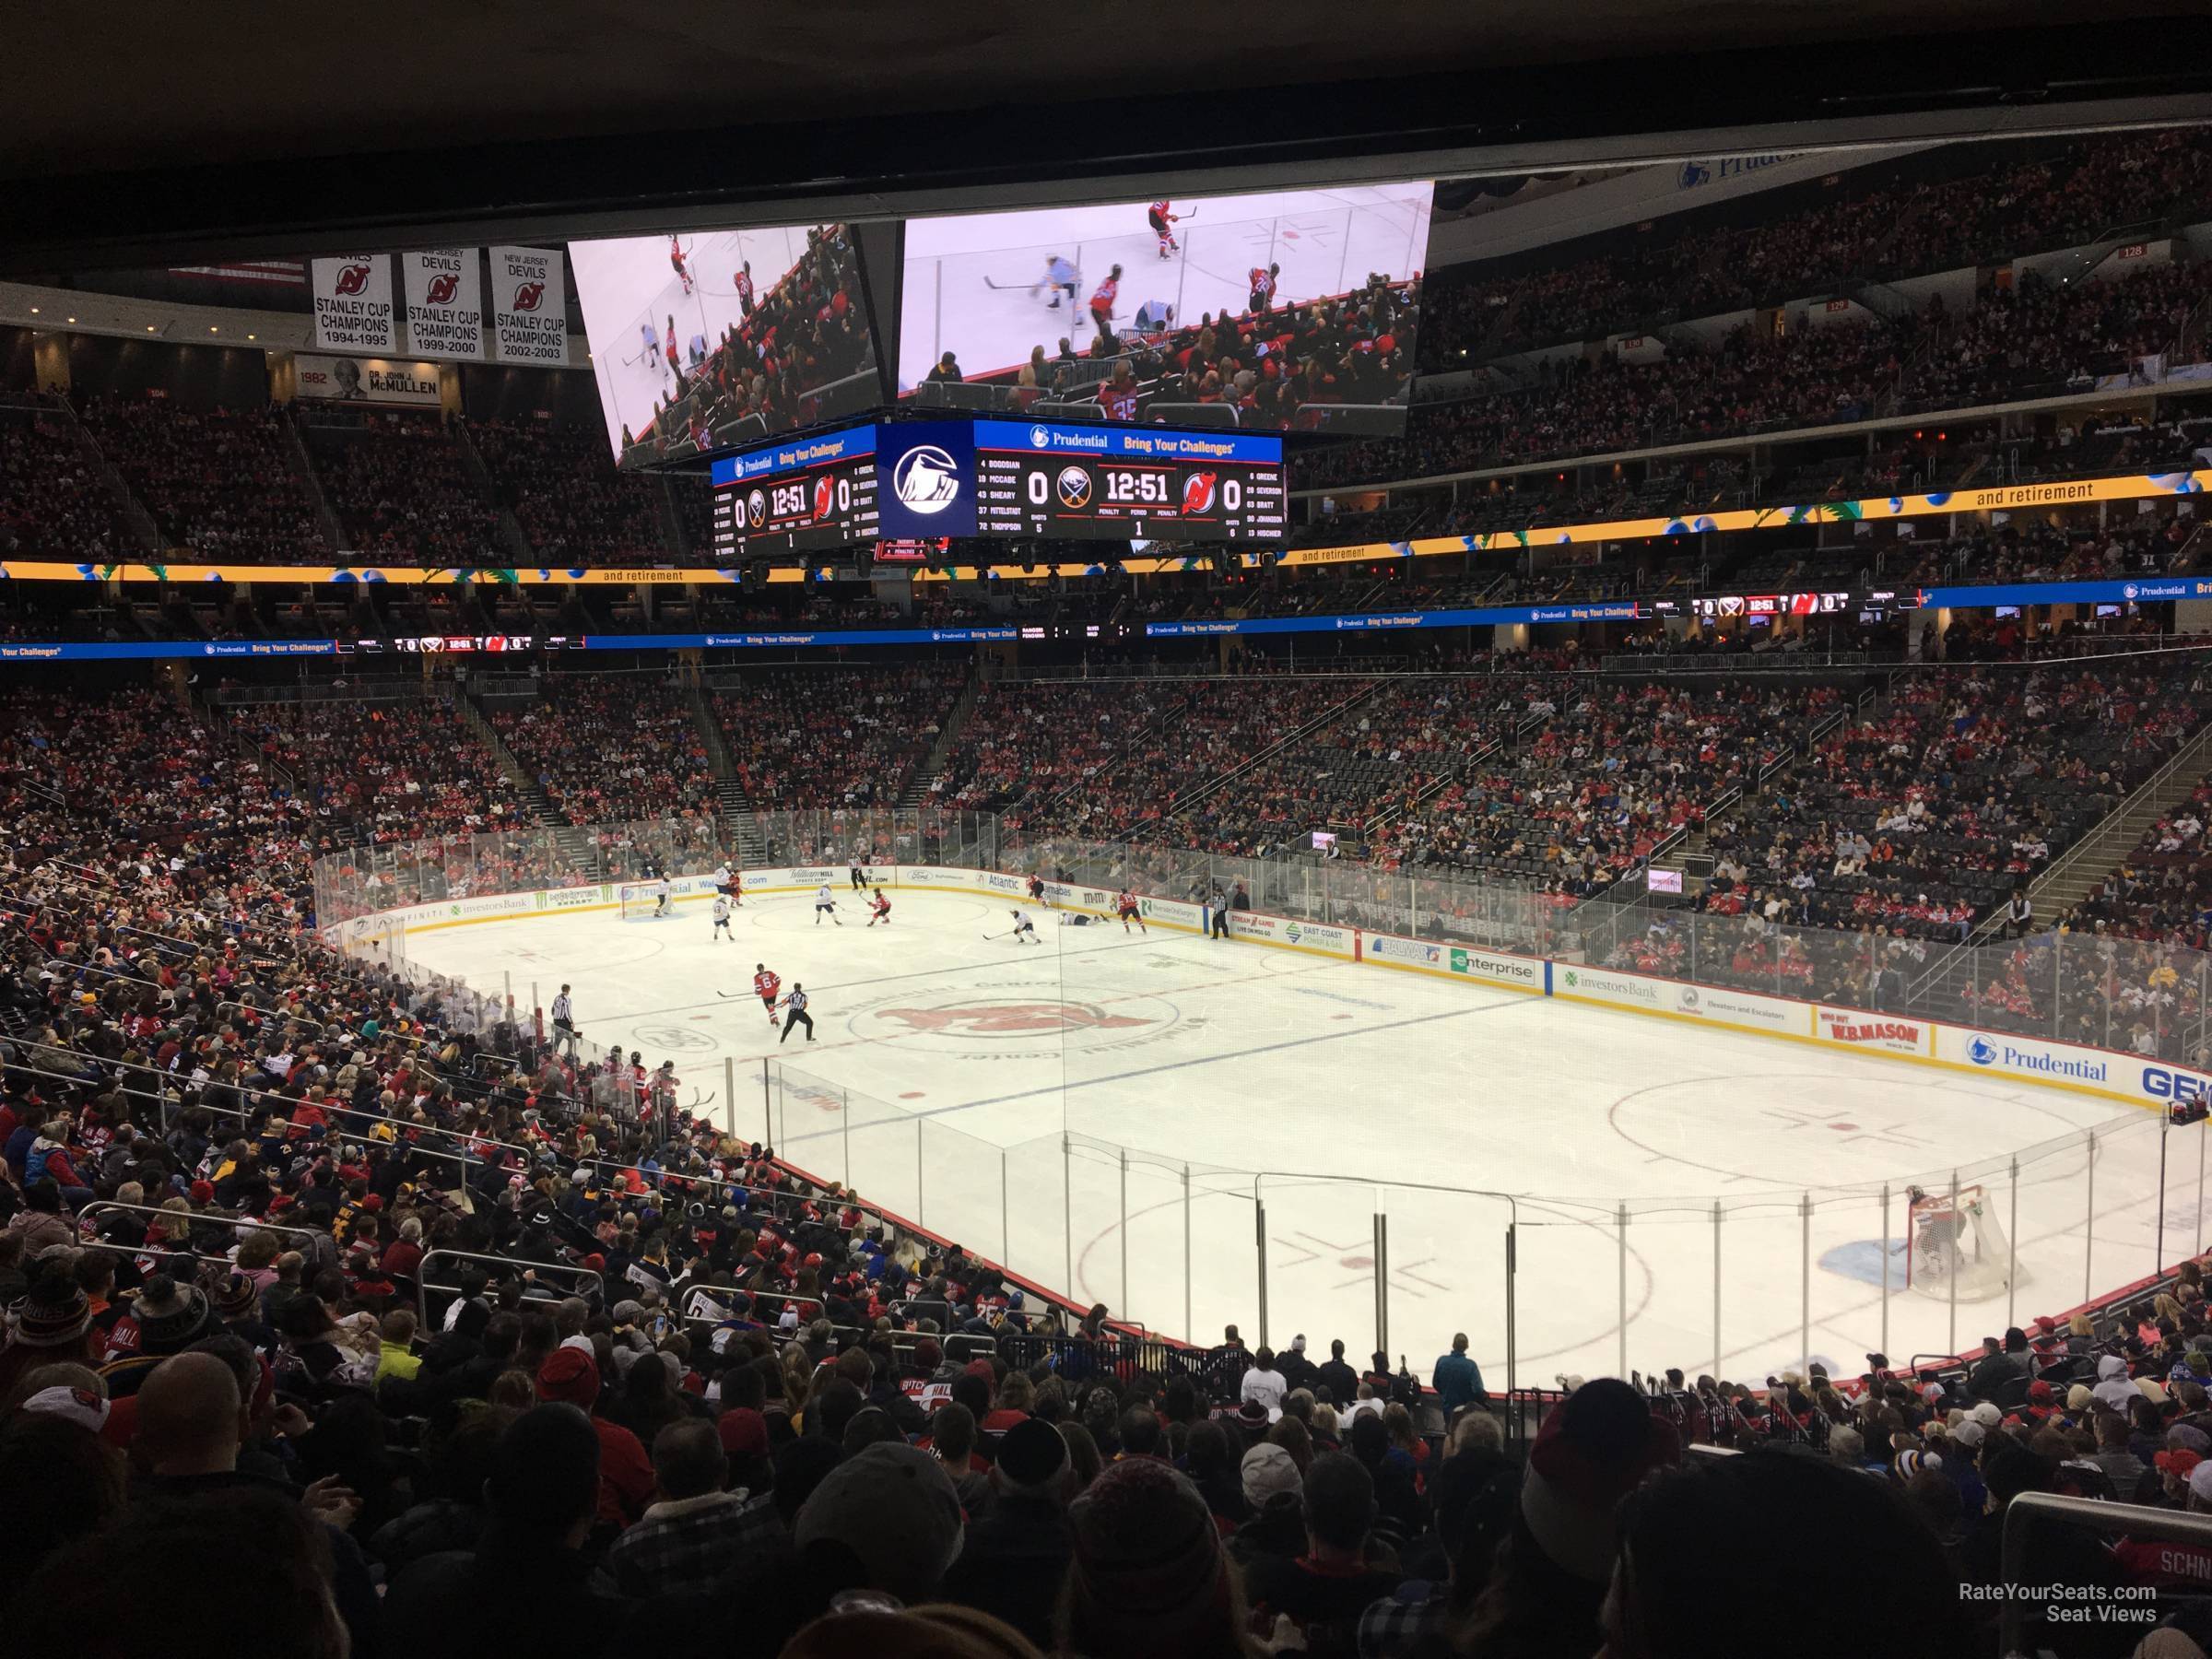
1602,1450 -> 1971,1659
1462,1378 -> 1679,1656
98,1273 -> 215,1398
0,1261 -> 100,1398
942,1415 -> 1077,1649
1057,1454 -> 1248,1658
535,1344 -> 653,1529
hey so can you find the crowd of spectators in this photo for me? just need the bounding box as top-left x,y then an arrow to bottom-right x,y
306,415 -> 507,565
235,696 -> 528,846
0,406 -> 133,562
935,275 -> 1418,432
1415,124 -> 2212,368
712,665 -> 966,811
76,395 -> 329,563
627,225 -> 877,465
11,843 -> 2212,1656
489,677 -> 717,828
27,651 -> 2212,1653
1305,258 -> 2212,492
473,418 -> 666,562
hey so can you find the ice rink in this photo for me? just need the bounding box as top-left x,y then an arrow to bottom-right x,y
407,888 -> 2192,1387
898,184 -> 1433,388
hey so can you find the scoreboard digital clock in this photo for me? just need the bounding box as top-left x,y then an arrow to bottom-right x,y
710,425 -> 879,560
970,418 -> 1285,543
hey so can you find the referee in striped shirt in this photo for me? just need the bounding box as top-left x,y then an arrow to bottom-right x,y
777,984 -> 815,1044
550,983 -> 579,1058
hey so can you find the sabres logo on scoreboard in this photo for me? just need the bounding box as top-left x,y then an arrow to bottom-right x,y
747,488 -> 768,527
1055,465 -> 1092,511
1182,471 -> 1218,516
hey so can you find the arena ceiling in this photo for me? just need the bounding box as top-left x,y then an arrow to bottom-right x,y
4,0 -> 2212,272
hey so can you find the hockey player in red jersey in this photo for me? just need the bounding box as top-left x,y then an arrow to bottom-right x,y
670,236 -> 693,295
867,888 -> 892,927
1088,266 -> 1122,335
1116,889 -> 1146,934
753,963 -> 782,1026
1147,201 -> 1181,259
734,259 -> 756,317
1248,262 -> 1279,315
664,313 -> 680,376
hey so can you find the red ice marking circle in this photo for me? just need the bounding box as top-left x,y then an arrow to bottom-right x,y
900,1091 -> 925,1100
1830,1122 -> 1859,1133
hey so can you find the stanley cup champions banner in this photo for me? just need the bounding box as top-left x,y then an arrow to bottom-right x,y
311,254 -> 398,353
402,250 -> 485,360
491,246 -> 570,364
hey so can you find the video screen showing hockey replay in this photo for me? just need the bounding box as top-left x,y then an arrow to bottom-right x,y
569,223 -> 882,469
898,183 -> 1435,435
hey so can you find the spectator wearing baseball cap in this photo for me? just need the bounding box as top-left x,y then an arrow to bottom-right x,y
942,1415 -> 1076,1649
794,1440 -> 967,1606
384,1404 -> 621,1659
535,1346 -> 653,1529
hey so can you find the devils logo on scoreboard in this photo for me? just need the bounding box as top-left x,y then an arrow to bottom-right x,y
1182,471 -> 1218,516
814,475 -> 836,522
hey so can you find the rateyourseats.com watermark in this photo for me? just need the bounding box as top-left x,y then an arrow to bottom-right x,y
1960,1583 -> 2159,1625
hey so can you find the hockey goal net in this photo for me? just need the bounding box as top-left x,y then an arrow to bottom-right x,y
618,882 -> 667,922
1905,1185 -> 2017,1301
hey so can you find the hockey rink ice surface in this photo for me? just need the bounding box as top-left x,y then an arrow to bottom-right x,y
409,890 -> 2185,1386
898,184 -> 1433,389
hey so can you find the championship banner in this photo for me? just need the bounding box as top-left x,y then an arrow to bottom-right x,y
291,354 -> 442,406
402,250 -> 485,360
491,245 -> 569,364
311,253 -> 397,352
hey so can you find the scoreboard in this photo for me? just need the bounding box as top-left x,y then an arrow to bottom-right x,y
715,418 -> 1287,560
970,419 -> 1285,543
710,426 -> 879,559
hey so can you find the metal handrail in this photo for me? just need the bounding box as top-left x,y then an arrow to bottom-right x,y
76,1198 -> 321,1253
1999,1491 -> 2206,1653
416,1246 -> 604,1327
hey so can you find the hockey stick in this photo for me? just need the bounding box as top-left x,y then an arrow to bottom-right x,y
714,989 -> 753,1001
982,276 -> 1038,290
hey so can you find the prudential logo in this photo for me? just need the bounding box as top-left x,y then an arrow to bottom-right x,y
1967,1037 -> 1999,1066
1030,425 -> 1052,449
893,445 -> 961,514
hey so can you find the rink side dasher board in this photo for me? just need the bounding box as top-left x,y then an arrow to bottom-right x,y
351,868 -> 2207,1112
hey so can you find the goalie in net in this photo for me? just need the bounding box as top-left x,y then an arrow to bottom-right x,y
1904,1183 -> 2017,1301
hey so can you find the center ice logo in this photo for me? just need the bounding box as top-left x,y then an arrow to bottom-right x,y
893,445 -> 961,514
877,1001 -> 1149,1035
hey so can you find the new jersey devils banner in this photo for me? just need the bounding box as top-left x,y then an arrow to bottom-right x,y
402,250 -> 485,360
312,254 -> 397,353
491,246 -> 570,365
